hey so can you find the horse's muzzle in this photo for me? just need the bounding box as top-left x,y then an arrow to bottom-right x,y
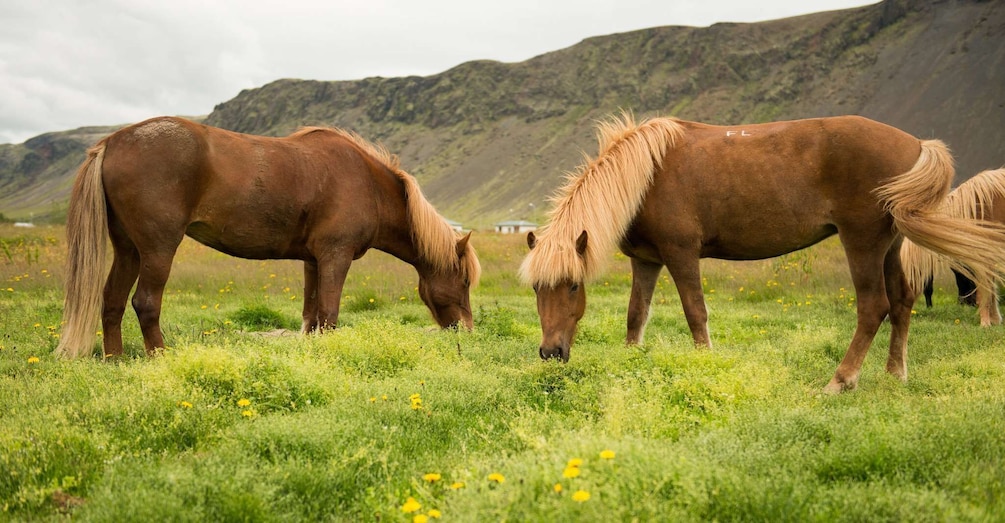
539,345 -> 570,362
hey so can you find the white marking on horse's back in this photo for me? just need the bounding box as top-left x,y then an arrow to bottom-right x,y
129,118 -> 197,155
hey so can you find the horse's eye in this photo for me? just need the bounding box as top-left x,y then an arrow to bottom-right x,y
570,283 -> 580,293
463,278 -> 470,287
532,284 -> 540,293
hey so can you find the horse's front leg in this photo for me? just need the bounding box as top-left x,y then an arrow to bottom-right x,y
316,249 -> 354,331
301,260 -> 319,333
663,250 -> 711,347
627,258 -> 663,345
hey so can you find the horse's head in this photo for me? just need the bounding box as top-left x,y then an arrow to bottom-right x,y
418,232 -> 478,330
527,230 -> 588,362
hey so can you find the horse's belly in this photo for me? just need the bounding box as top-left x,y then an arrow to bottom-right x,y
186,221 -> 301,260
701,224 -> 836,261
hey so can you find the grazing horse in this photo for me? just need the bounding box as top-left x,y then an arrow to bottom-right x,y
903,168 -> 1005,326
520,113 -> 1005,393
57,117 -> 480,359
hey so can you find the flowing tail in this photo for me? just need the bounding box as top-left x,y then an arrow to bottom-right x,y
878,140 -> 1005,296
56,143 -> 109,359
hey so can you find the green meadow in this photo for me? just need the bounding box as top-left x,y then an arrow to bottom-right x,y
1,223 -> 1003,521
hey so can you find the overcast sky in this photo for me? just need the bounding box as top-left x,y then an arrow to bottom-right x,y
0,0 -> 877,144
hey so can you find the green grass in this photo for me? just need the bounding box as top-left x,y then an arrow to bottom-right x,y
2,224 -> 1004,521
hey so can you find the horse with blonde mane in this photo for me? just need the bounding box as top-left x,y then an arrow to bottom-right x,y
58,117 -> 480,359
902,168 -> 1005,326
521,113 -> 1005,393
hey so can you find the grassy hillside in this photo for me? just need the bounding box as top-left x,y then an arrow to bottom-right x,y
1,0 -> 1002,227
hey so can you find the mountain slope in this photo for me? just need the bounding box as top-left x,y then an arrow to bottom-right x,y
1,0 -> 1001,227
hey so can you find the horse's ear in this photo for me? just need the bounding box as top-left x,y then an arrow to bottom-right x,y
527,231 -> 537,250
456,231 -> 472,258
575,230 -> 588,256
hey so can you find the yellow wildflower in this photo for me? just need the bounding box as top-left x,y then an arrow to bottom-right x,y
178,401 -> 193,409
427,509 -> 442,519
413,515 -> 428,523
487,473 -> 505,483
599,449 -> 615,459
562,467 -> 580,479
553,483 -> 563,493
567,458 -> 583,468
401,497 -> 421,513
572,490 -> 590,502
237,398 -> 251,407
423,473 -> 441,483
27,356 -> 39,364
449,482 -> 465,490
241,410 -> 254,418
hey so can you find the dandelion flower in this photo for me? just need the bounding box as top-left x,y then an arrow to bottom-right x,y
237,398 -> 251,407
401,497 -> 421,513
241,410 -> 254,418
369,397 -> 377,403
567,458 -> 583,468
449,482 -> 465,490
572,490 -> 591,502
427,509 -> 442,518
553,483 -> 563,493
423,473 -> 442,483
27,356 -> 39,364
179,401 -> 193,409
487,473 -> 505,483
413,515 -> 428,523
562,467 -> 580,479
599,449 -> 615,460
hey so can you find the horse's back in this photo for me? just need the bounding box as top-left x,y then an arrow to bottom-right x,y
96,118 -> 383,259
635,116 -> 925,260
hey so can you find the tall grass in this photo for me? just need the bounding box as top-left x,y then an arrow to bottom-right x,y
1,224 -> 1003,521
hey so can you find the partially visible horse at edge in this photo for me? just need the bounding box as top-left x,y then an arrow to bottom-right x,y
58,117 -> 481,359
903,168 -> 1005,326
520,113 -> 1005,393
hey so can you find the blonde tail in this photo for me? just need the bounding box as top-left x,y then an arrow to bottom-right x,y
56,143 -> 108,358
878,140 -> 1005,296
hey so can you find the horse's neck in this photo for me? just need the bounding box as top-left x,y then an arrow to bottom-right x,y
368,182 -> 431,274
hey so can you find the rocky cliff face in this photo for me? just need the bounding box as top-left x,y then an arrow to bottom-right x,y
2,0 -> 1002,227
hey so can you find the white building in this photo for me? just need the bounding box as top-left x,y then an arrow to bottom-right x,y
494,220 -> 538,234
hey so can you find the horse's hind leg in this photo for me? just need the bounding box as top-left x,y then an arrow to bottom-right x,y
825,244 -> 890,393
101,219 -> 140,357
883,240 -> 914,382
301,260 -> 319,333
627,258 -> 663,344
977,286 -> 1002,326
132,242 -> 182,355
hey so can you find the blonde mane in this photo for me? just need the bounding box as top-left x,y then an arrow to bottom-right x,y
295,126 -> 480,284
900,167 -> 1005,291
519,113 -> 685,286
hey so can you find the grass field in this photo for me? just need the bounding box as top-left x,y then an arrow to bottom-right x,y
2,224 -> 1004,521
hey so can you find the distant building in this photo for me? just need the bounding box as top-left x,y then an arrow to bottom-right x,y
13,222 -> 35,228
445,219 -> 464,232
494,220 -> 538,234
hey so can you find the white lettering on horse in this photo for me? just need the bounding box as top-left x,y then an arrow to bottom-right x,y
726,130 -> 753,137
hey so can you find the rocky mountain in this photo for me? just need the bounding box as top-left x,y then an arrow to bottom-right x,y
1,0 -> 1001,228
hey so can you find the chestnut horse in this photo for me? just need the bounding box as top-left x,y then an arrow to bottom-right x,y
903,168 -> 1005,326
521,113 -> 1005,393
57,117 -> 480,359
